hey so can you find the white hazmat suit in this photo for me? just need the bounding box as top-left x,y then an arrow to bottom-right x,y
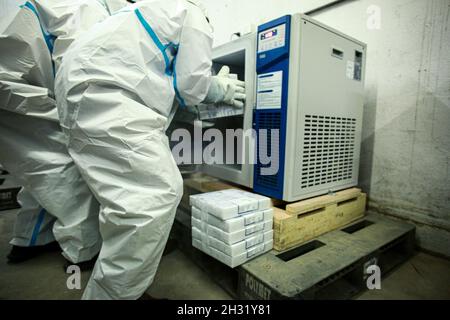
56,0 -> 244,299
0,0 -> 127,262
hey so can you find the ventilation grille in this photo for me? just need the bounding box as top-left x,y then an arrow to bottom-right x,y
301,115 -> 356,189
255,112 -> 281,189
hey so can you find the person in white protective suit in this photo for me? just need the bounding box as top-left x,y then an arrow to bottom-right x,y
56,0 -> 245,299
0,0 -> 128,264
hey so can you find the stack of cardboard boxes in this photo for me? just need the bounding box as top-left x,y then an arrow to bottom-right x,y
190,189 -> 273,268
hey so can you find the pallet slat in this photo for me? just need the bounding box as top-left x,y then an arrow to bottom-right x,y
184,174 -> 235,193
285,188 -> 362,216
274,192 -> 366,251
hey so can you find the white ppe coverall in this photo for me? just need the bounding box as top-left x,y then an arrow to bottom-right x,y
56,0 -> 214,299
0,0 -> 126,261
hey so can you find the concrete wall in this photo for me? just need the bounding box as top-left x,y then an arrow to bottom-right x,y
202,0 -> 450,257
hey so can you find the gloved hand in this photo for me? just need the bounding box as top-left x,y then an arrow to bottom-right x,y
203,66 -> 246,108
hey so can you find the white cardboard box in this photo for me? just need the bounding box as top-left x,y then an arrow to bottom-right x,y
192,216 -> 272,244
192,238 -> 273,268
197,103 -> 245,120
192,227 -> 273,257
189,189 -> 271,220
192,206 -> 273,233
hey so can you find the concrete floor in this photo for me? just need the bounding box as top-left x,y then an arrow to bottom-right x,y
0,209 -> 449,300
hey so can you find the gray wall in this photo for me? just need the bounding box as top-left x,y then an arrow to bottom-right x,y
313,0 -> 450,257
204,0 -> 450,256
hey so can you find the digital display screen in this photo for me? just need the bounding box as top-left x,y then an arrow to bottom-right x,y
261,29 -> 278,40
257,24 -> 285,53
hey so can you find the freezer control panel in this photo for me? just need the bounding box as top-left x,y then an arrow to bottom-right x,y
257,23 -> 286,53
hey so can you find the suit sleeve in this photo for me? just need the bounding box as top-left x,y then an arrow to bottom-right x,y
0,5 -> 57,121
172,4 -> 213,107
33,0 -> 109,71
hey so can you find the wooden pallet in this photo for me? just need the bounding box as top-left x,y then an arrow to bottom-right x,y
273,188 -> 367,251
173,209 -> 416,300
238,214 -> 416,300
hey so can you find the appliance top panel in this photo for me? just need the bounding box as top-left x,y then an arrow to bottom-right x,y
212,33 -> 255,54
298,13 -> 367,48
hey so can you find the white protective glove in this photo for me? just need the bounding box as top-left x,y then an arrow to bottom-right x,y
204,66 -> 246,108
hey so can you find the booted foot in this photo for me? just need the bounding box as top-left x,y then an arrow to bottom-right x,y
7,242 -> 61,263
63,254 -> 98,272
